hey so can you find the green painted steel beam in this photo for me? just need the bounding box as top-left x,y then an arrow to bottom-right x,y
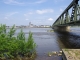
54,0 -> 79,24
53,0 -> 79,26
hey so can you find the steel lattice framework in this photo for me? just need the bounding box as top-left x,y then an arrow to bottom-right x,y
52,0 -> 80,26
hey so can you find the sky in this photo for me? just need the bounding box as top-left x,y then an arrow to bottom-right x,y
0,0 -> 74,26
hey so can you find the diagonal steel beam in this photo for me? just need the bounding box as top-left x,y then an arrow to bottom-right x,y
53,0 -> 79,25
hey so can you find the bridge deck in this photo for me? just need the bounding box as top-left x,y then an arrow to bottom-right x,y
62,49 -> 80,60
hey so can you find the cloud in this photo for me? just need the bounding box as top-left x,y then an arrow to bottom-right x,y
56,15 -> 59,18
60,8 -> 63,12
35,0 -> 46,4
4,17 -> 9,20
36,9 -> 54,14
24,9 -> 54,16
24,12 -> 33,17
4,12 -> 18,20
28,12 -> 33,14
3,0 -> 46,5
3,0 -> 24,5
6,12 -> 18,16
48,18 -> 54,21
27,0 -> 46,4
24,14 -> 27,16
53,0 -> 64,3
26,19 -> 29,20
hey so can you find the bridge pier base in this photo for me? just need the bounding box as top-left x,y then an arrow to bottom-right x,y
53,26 -> 70,32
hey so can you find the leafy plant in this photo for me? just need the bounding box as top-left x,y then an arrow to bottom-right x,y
0,24 -> 36,59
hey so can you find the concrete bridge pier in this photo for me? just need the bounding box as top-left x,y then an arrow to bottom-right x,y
53,26 -> 70,32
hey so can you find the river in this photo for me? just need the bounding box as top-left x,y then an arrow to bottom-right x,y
14,27 -> 80,60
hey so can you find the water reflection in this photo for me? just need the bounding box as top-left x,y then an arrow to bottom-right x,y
6,28 -> 80,60
56,31 -> 80,49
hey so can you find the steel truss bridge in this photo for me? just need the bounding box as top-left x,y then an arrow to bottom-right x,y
52,0 -> 80,28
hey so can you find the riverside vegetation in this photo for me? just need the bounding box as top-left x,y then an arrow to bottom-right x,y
0,24 -> 36,60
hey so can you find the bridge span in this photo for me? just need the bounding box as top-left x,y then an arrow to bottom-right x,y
52,0 -> 80,31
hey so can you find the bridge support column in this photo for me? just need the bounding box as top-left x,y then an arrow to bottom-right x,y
53,26 -> 70,32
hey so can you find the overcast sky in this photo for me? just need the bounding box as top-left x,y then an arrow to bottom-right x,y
0,0 -> 74,26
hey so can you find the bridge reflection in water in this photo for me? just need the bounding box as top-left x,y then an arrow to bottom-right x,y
56,29 -> 80,49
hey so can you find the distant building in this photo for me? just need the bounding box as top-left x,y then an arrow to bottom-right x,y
29,22 -> 31,27
29,22 -> 35,27
6,26 -> 9,28
45,25 -> 51,27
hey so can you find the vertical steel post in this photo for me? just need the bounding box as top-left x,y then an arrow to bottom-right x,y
74,0 -> 78,21
66,10 -> 69,23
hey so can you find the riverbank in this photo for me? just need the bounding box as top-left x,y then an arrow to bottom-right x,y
62,49 -> 80,60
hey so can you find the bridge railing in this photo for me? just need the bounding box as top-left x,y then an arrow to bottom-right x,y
52,0 -> 80,26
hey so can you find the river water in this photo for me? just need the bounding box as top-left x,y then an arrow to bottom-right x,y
15,27 -> 80,60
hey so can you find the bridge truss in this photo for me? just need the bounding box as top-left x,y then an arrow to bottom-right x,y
52,0 -> 80,27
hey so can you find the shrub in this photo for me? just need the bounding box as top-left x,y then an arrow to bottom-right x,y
0,24 -> 36,59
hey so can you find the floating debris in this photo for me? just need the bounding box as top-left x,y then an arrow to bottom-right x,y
47,30 -> 54,32
52,51 -> 57,55
58,53 -> 62,56
59,51 -> 62,53
48,54 -> 52,57
48,52 -> 52,57
47,51 -> 62,57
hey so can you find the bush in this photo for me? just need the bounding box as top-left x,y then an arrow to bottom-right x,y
0,24 -> 36,59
